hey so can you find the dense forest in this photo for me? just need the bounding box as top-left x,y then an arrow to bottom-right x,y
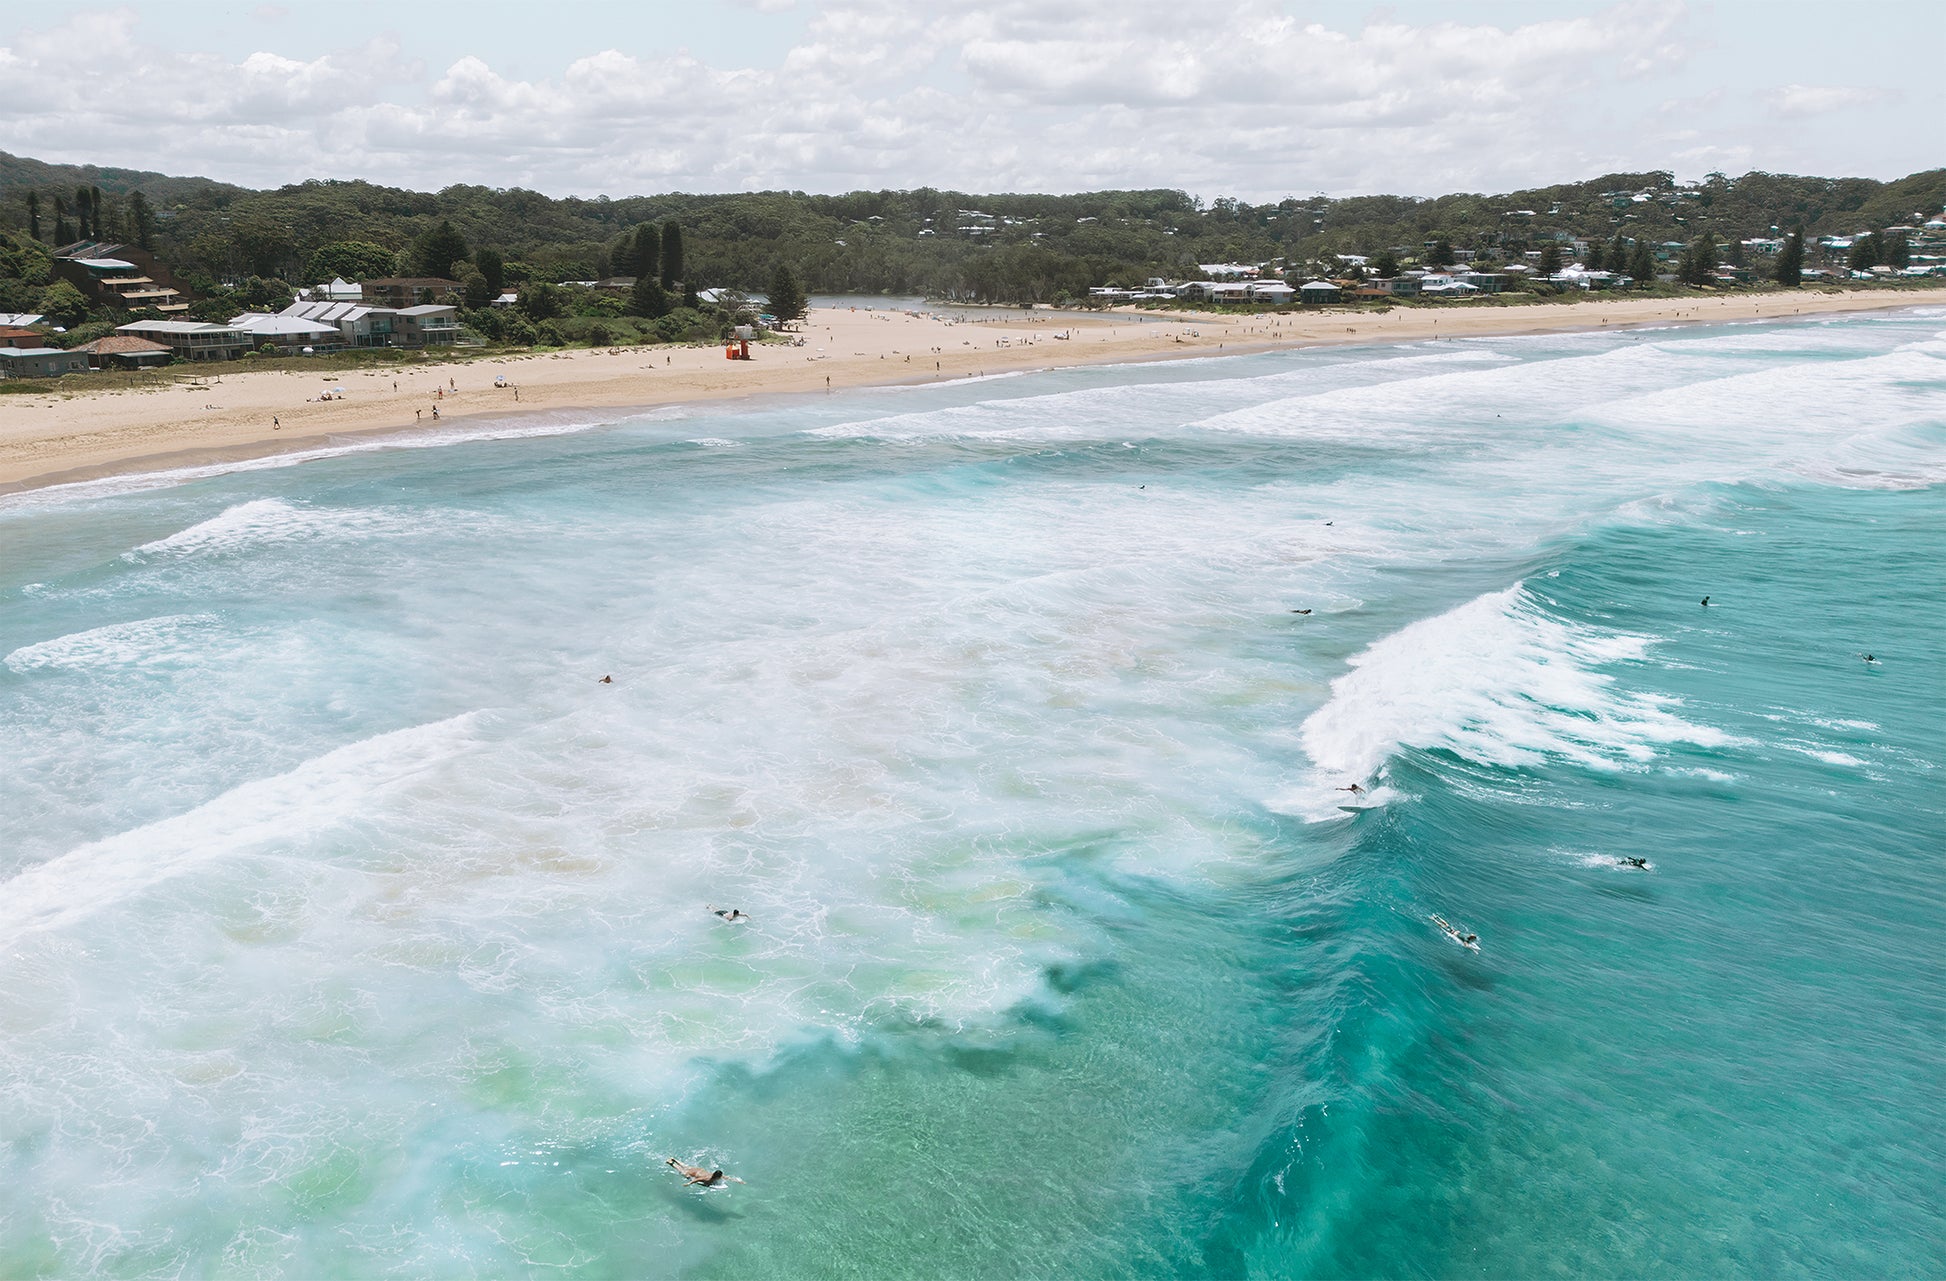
2,149 -> 1941,348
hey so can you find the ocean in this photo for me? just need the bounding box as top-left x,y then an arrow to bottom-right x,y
1,310 -> 1941,1278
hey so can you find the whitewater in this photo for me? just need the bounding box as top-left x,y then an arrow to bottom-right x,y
1,310 -> 1941,1277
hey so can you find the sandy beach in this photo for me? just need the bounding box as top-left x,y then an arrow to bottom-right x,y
3,287 -> 1941,495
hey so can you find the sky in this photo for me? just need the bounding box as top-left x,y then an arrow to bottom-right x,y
3,0 -> 1939,202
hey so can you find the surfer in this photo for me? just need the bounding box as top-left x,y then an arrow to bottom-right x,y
709,906 -> 750,923
666,1158 -> 742,1188
1290,608 -> 1311,615
1859,653 -> 1878,664
1619,857 -> 1649,870
1337,783 -> 1365,796
1700,595 -> 1710,607
598,675 -> 613,684
1431,915 -> 1479,948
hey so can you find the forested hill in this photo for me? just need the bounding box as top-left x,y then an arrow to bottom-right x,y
2,150 -> 1942,302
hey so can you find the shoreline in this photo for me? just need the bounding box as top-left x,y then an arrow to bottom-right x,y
3,287 -> 1942,499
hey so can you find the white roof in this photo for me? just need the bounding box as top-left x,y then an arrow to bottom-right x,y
396,304 -> 458,317
117,320 -> 241,335
284,300 -> 380,323
231,313 -> 342,336
1299,280 -> 1339,289
75,257 -> 135,270
0,347 -> 76,358
0,312 -> 45,327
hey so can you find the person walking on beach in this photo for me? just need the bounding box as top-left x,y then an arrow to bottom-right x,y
431,405 -> 440,421
272,416 -> 279,430
415,408 -> 422,421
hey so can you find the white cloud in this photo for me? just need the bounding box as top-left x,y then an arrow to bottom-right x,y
1762,84 -> 1889,118
0,3 -> 1925,200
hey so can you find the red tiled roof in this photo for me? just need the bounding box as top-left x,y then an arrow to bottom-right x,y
73,335 -> 174,355
0,325 -> 44,342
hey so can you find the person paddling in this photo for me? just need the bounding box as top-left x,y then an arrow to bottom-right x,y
709,905 -> 750,923
666,1158 -> 742,1188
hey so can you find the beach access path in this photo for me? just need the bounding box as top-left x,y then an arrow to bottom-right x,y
3,287 -> 1942,495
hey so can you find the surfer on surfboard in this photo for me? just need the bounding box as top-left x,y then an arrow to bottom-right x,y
1431,914 -> 1479,950
666,1158 -> 743,1188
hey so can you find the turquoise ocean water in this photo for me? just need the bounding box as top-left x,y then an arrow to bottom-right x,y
1,311 -> 1941,1277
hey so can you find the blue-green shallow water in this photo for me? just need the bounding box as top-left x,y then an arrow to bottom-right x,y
1,312 -> 1941,1277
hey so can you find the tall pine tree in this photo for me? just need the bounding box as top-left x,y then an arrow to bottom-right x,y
128,190 -> 154,250
1774,230 -> 1804,287
25,191 -> 40,242
767,262 -> 807,324
660,222 -> 684,290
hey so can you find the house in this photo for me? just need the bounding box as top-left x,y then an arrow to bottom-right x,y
1247,281 -> 1297,304
1298,280 -> 1342,304
360,277 -> 461,308
115,320 -> 248,362
0,325 -> 47,349
1455,272 -> 1509,294
0,312 -> 45,328
313,277 -> 363,301
52,242 -> 192,314
231,312 -> 346,353
283,300 -> 398,348
70,334 -> 174,369
1368,276 -> 1421,297
394,305 -> 461,347
0,347 -> 90,378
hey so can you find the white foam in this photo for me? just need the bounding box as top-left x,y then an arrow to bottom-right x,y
5,613 -> 224,672
1279,584 -> 1736,818
0,714 -> 484,940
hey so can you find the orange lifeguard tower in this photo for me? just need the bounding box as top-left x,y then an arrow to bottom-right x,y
725,324 -> 754,360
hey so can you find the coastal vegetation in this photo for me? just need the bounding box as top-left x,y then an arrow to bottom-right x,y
1,150 -> 1941,355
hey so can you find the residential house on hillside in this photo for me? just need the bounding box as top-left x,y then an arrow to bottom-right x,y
0,312 -> 45,328
395,305 -> 461,347
53,242 -> 192,314
360,278 -> 461,308
280,299 -> 459,348
0,326 -> 47,349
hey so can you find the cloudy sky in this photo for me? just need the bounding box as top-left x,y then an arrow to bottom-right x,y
5,0 -> 1939,201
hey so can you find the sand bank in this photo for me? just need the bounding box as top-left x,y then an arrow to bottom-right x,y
3,288 -> 1941,495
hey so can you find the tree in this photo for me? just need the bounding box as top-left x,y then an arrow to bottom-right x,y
629,225 -> 659,281
128,190 -> 153,251
1630,241 -> 1656,282
1369,249 -> 1399,278
629,273 -> 669,318
767,262 -> 807,324
461,268 -> 493,309
1884,231 -> 1910,269
25,191 -> 39,242
1681,231 -> 1717,285
474,247 -> 505,296
1723,235 -> 1746,267
40,279 -> 90,328
659,221 -> 683,289
53,195 -> 71,246
1847,232 -> 1884,272
75,185 -> 92,240
1775,230 -> 1804,286
306,240 -> 398,284
1426,239 -> 1456,268
1538,243 -> 1562,275
412,219 -> 470,279
1586,241 -> 1607,271
92,187 -> 107,239
518,282 -> 563,321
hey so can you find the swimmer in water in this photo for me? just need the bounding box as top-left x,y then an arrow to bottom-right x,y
598,675 -> 613,684
708,906 -> 750,923
666,1158 -> 743,1187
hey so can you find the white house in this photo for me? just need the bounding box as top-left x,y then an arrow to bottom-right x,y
1298,280 -> 1342,303
231,312 -> 345,352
